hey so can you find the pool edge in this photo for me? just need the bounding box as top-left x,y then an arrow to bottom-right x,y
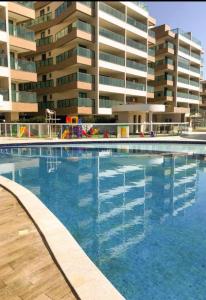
0,175 -> 125,300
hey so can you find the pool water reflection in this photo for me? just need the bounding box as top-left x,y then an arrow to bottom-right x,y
0,146 -> 206,300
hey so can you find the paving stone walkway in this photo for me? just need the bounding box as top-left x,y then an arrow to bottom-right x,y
0,187 -> 76,300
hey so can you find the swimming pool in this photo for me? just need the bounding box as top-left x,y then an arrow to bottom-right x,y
1,144 -> 206,300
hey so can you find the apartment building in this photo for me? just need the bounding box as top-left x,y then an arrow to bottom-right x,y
20,1 -> 165,126
0,1 -> 37,122
200,80 -> 206,118
152,24 -> 204,122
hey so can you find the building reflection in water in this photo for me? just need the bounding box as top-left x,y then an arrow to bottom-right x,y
0,146 -> 202,268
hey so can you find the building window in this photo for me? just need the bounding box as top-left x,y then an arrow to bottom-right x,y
43,95 -> 47,103
48,29 -> 50,34
47,6 -> 50,11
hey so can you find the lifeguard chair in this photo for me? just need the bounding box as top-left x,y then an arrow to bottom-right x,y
45,109 -> 57,123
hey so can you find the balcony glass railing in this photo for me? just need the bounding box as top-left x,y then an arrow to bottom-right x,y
57,97 -> 94,108
0,19 -> 6,31
190,80 -> 199,87
127,15 -> 147,32
57,72 -> 93,85
133,2 -> 148,12
99,99 -> 123,108
36,35 -> 53,46
148,30 -> 155,37
39,101 -> 55,109
56,47 -> 94,64
100,51 -> 125,66
15,1 -> 34,9
127,38 -> 147,52
148,67 -> 154,74
9,23 -> 35,41
165,90 -> 173,96
157,74 -> 173,82
179,46 -> 190,55
177,92 -> 199,100
55,1 -> 72,17
147,86 -> 154,93
178,61 -> 190,70
99,27 -> 125,44
0,54 -> 8,67
126,59 -> 146,71
34,80 -> 54,89
99,75 -> 124,87
190,66 -> 200,74
172,28 -> 201,46
55,20 -> 93,41
99,2 -> 125,21
12,90 -> 37,103
178,77 -> 189,85
189,94 -> 200,100
26,12 -> 52,27
36,57 -> 53,69
148,48 -> 155,56
10,57 -> 36,72
0,89 -> 9,101
191,52 -> 201,60
156,58 -> 174,66
126,80 -> 146,91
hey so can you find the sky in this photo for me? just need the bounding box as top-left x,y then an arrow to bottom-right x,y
146,1 -> 206,78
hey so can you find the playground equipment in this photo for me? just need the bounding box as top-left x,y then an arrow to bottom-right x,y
66,116 -> 78,124
19,126 -> 28,137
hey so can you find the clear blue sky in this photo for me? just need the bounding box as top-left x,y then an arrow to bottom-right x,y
147,1 -> 206,78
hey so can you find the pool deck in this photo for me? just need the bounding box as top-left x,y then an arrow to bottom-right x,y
0,135 -> 205,145
0,186 -> 76,300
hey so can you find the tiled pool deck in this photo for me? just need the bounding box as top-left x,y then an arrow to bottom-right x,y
0,186 -> 76,300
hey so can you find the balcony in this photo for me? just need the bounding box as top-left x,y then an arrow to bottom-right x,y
0,19 -> 6,32
177,92 -> 200,100
57,72 -> 93,85
12,90 -> 37,103
190,66 -> 200,74
190,80 -> 199,87
126,59 -> 146,72
57,72 -> 94,91
99,27 -> 125,44
178,77 -> 189,85
99,2 -> 125,21
0,55 -> 8,67
127,38 -> 147,52
133,2 -> 148,12
36,35 -> 53,47
56,47 -> 94,64
148,48 -> 155,56
127,15 -> 147,32
55,1 -> 72,17
25,12 -> 52,28
57,97 -> 94,108
10,57 -> 36,73
148,67 -> 154,74
126,80 -> 146,91
36,57 -> 53,69
99,99 -> 123,108
39,101 -> 55,110
55,20 -> 93,42
100,52 -> 125,66
191,52 -> 201,60
99,75 -> 124,87
179,45 -> 190,55
9,23 -> 34,41
172,28 -> 201,46
0,89 -> 9,101
57,97 -> 94,114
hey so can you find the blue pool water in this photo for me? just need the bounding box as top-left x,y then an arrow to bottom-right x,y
1,144 -> 206,300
